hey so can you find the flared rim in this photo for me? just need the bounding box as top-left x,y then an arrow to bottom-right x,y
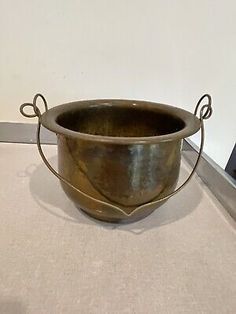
41,99 -> 201,144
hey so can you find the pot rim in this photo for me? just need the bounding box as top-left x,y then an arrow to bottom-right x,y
41,99 -> 201,144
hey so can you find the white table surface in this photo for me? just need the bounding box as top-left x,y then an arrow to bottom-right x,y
0,143 -> 235,314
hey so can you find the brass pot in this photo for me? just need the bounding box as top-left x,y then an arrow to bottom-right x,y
20,94 -> 212,223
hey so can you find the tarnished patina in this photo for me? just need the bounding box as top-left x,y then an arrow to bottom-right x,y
20,95 -> 212,223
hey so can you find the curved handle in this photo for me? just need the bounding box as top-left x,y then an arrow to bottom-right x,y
20,93 -> 212,217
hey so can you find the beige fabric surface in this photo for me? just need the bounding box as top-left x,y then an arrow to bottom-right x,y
0,143 -> 235,314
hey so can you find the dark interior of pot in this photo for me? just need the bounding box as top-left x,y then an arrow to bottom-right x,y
56,105 -> 185,137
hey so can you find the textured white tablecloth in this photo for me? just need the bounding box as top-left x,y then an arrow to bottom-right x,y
0,143 -> 235,314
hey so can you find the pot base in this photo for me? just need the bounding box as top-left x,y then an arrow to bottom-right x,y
76,205 -> 158,224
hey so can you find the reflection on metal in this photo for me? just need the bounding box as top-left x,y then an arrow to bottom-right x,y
0,125 -> 234,220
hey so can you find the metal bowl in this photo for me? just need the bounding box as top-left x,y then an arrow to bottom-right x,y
20,95 -> 212,223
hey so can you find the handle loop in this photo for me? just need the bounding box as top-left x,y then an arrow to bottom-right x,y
194,94 -> 213,120
20,94 -> 212,217
20,93 -> 48,118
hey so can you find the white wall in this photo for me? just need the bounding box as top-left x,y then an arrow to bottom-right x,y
1,0 -> 235,168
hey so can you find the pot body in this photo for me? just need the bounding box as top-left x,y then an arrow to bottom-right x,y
58,135 -> 182,223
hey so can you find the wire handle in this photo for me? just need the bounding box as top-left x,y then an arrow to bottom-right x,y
194,94 -> 213,119
20,93 -> 212,217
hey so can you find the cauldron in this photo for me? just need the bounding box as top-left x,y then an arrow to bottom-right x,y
20,94 -> 212,223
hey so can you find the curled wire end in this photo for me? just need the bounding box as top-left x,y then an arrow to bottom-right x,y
20,93 -> 48,119
194,94 -> 213,120
20,103 -> 38,118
